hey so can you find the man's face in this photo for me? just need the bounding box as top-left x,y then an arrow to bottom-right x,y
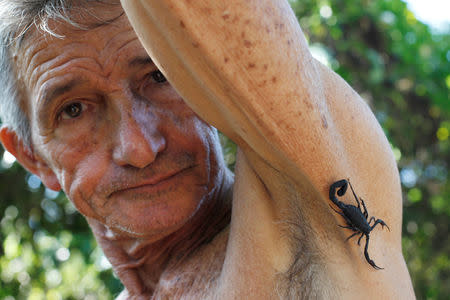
15,7 -> 225,238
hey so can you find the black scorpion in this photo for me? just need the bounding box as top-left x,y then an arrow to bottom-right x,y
329,179 -> 390,270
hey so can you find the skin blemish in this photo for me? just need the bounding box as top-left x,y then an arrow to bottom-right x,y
257,80 -> 267,87
271,76 -> 277,83
321,115 -> 328,129
202,7 -> 212,15
243,40 -> 252,48
222,11 -> 230,20
192,41 -> 199,48
263,64 -> 268,71
180,21 -> 185,28
275,22 -> 285,30
224,57 -> 229,63
247,63 -> 255,69
304,100 -> 313,110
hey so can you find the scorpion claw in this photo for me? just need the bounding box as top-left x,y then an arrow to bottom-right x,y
369,260 -> 384,270
366,252 -> 384,270
381,221 -> 390,232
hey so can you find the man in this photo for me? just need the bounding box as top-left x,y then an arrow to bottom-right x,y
0,0 -> 414,299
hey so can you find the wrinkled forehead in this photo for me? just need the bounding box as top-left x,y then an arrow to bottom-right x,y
10,3 -> 139,122
13,2 -> 126,56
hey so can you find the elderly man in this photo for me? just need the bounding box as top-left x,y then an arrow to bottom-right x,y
0,0 -> 414,299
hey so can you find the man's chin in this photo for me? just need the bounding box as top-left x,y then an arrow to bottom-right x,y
102,198 -> 204,241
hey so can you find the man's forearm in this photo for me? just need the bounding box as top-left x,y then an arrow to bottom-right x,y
119,0 -> 348,187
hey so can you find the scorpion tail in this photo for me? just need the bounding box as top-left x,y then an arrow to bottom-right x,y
329,179 -> 348,205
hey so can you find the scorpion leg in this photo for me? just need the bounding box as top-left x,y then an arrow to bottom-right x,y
345,231 -> 360,242
329,204 -> 351,222
357,232 -> 364,245
329,204 -> 347,219
368,216 -> 376,225
329,205 -> 356,230
363,234 -> 383,270
329,204 -> 341,214
371,219 -> 391,232
360,198 -> 369,219
339,225 -> 354,229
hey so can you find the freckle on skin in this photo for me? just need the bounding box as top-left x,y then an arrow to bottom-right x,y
263,64 -> 268,70
243,40 -> 252,48
271,76 -> 277,83
192,42 -> 199,48
248,63 -> 255,69
180,21 -> 185,28
304,100 -> 313,110
224,57 -> 229,63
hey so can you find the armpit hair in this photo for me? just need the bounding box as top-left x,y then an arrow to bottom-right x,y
275,192 -> 334,300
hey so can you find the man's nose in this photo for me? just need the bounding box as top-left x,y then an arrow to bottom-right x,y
112,114 -> 166,169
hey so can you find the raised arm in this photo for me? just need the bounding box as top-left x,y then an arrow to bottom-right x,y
120,0 -> 414,297
120,0 -> 398,216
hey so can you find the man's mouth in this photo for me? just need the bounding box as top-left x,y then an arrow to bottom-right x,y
107,165 -> 197,198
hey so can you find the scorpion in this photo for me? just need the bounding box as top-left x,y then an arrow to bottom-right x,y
329,179 -> 390,270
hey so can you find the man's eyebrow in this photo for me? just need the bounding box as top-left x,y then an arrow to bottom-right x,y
128,56 -> 154,68
42,79 -> 83,107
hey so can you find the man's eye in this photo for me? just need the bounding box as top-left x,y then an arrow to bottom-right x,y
60,102 -> 85,120
149,70 -> 167,83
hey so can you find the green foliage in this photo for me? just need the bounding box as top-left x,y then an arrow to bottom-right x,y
290,0 -> 449,298
0,164 -> 123,299
1,0 -> 449,299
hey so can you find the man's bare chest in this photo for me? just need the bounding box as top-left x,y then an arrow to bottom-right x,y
151,229 -> 228,299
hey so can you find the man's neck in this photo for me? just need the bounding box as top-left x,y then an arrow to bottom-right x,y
108,168 -> 234,294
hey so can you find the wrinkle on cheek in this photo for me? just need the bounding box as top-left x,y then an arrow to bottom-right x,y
44,133 -> 106,216
67,154 -> 109,219
69,177 -> 98,219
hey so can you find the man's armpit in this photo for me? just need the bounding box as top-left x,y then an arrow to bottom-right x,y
274,192 -> 336,300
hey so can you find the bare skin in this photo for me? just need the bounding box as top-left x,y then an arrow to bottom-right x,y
1,8 -> 232,297
0,1 -> 415,299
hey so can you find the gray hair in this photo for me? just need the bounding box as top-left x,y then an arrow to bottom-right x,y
0,0 -> 120,147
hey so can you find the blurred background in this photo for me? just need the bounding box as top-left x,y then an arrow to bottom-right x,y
0,0 -> 448,299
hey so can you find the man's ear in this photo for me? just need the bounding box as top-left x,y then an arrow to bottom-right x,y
0,126 -> 61,191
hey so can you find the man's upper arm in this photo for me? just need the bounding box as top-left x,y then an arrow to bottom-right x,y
120,0 -> 400,213
120,0 -> 412,293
